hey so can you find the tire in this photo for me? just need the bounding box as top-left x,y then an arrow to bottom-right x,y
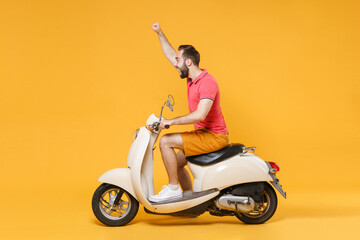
92,183 -> 139,226
235,182 -> 277,224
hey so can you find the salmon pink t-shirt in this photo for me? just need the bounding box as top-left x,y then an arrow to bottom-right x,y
187,69 -> 228,134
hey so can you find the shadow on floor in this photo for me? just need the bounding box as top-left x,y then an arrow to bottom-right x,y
91,204 -> 360,227
279,204 -> 360,219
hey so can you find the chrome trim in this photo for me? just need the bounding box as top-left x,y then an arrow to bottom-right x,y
216,194 -> 255,213
239,147 -> 256,155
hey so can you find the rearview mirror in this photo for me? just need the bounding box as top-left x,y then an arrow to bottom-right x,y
167,95 -> 175,112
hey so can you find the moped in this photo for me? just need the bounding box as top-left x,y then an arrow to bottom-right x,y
92,95 -> 286,226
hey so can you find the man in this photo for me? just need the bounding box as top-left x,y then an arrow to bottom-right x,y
149,22 -> 229,203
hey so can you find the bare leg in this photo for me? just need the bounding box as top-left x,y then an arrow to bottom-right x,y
159,133 -> 184,185
176,151 -> 192,191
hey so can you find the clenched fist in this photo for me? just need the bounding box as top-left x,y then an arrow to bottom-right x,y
151,22 -> 161,33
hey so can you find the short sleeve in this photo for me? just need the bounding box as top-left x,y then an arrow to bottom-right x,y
199,79 -> 218,101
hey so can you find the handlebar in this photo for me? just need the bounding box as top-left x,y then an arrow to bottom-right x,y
150,95 -> 174,132
151,122 -> 170,131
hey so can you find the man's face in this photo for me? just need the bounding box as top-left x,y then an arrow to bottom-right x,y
175,50 -> 189,79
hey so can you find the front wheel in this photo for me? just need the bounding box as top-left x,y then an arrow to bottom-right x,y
92,183 -> 139,226
235,183 -> 278,224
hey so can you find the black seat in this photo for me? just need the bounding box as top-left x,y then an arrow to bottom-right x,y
186,144 -> 246,166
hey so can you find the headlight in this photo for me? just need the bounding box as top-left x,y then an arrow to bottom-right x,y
131,129 -> 139,142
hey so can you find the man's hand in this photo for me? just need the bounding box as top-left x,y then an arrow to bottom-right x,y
160,118 -> 172,129
151,22 -> 161,33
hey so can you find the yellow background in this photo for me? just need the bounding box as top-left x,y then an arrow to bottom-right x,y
1,0 -> 359,239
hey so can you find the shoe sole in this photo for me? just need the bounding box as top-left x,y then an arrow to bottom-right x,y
148,195 -> 183,203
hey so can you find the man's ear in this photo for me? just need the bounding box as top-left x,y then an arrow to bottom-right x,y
185,58 -> 192,67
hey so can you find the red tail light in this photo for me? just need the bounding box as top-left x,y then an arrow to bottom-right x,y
269,162 -> 280,173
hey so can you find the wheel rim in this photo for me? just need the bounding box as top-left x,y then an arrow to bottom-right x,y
241,191 -> 271,218
99,188 -> 131,220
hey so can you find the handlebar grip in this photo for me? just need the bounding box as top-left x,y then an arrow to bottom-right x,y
165,125 -> 170,129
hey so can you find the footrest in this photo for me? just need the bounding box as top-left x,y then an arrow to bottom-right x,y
149,188 -> 218,205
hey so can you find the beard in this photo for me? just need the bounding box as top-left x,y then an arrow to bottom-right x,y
178,63 -> 189,79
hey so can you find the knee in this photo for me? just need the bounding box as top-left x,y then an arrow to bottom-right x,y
159,134 -> 171,150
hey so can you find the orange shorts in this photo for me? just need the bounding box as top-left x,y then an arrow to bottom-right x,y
180,128 -> 229,157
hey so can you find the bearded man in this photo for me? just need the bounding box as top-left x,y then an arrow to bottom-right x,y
149,22 -> 229,203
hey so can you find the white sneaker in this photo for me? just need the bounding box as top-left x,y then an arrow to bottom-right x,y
148,185 -> 183,203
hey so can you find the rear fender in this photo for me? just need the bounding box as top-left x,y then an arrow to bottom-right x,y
265,162 -> 287,199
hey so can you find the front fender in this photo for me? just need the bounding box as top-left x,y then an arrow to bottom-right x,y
98,168 -> 137,200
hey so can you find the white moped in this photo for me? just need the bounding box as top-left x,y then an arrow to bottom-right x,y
91,95 -> 286,226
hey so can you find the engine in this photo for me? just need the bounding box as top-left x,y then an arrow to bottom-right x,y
213,182 -> 265,214
215,194 -> 255,213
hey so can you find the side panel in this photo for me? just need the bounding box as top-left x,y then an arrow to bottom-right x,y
98,168 -> 137,199
189,154 -> 273,191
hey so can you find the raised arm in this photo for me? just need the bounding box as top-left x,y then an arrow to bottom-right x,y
151,22 -> 177,66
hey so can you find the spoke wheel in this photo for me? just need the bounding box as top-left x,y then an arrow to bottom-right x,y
235,183 -> 277,224
92,183 -> 139,226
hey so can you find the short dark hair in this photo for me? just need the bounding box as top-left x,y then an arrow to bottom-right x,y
178,45 -> 200,67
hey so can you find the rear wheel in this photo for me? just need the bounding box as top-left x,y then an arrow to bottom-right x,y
92,183 -> 139,226
235,183 -> 277,224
